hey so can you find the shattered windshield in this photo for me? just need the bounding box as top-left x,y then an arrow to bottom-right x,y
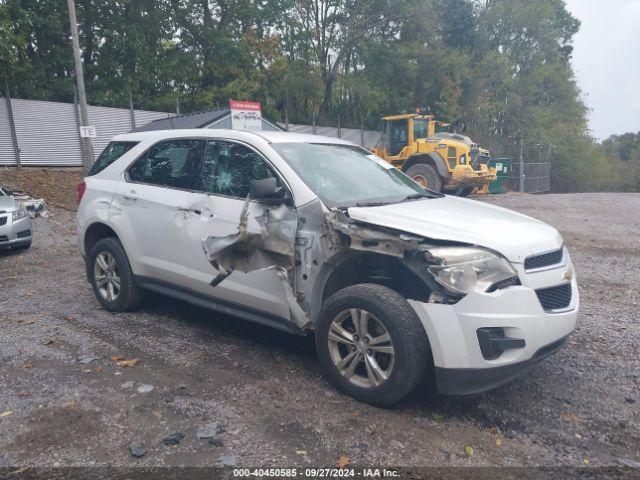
272,142 -> 436,208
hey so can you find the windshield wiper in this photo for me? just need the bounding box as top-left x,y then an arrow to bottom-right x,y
401,192 -> 441,202
355,200 -> 393,207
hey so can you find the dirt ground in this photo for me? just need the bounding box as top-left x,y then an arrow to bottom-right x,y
1,168 -> 639,471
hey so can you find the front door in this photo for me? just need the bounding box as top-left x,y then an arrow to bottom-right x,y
182,139 -> 294,321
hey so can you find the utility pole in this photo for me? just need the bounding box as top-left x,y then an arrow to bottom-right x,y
66,0 -> 94,172
4,78 -> 21,168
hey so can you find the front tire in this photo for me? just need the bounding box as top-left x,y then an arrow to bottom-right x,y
88,237 -> 142,312
315,284 -> 431,405
405,163 -> 442,192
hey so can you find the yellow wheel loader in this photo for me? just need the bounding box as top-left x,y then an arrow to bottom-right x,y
370,113 -> 497,195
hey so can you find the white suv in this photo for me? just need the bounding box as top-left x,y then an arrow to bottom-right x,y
76,129 -> 578,405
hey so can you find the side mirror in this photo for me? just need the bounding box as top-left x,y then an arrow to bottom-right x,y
249,177 -> 290,205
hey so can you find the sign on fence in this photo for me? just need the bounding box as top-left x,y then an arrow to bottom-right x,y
230,100 -> 261,131
79,125 -> 97,138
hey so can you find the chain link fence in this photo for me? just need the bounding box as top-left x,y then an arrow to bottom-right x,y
510,160 -> 552,193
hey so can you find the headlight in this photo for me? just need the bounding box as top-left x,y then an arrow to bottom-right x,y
12,204 -> 27,221
460,153 -> 466,164
426,246 -> 518,295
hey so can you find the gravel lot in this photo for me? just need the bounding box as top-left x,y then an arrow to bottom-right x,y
1,173 -> 639,469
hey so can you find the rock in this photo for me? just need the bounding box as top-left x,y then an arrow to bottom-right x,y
391,439 -> 405,449
162,432 -> 185,446
625,397 -> 636,404
120,381 -> 135,389
197,422 -> 219,439
209,437 -> 224,447
137,384 -> 154,394
215,454 -> 236,466
618,458 -> 640,470
78,356 -> 98,364
129,442 -> 146,458
351,442 -> 368,454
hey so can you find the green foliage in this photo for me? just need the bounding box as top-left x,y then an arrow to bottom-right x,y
601,132 -> 640,191
0,0 -> 630,191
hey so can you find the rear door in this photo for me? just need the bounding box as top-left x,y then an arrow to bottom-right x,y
112,138 -> 206,286
181,139 -> 293,320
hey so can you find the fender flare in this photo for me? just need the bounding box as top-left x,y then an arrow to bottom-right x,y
402,152 -> 451,179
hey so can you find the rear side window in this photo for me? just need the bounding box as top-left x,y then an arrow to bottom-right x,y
89,141 -> 138,176
127,139 -> 206,190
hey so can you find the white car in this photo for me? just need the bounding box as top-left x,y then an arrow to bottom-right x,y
76,129 -> 578,405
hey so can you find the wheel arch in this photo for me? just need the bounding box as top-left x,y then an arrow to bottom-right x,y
83,222 -> 122,282
317,251 -> 432,316
84,222 -> 120,255
402,152 -> 450,178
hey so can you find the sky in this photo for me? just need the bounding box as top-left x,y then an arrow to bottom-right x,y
564,0 -> 640,141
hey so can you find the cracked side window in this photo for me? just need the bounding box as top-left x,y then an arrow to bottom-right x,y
202,140 -> 278,198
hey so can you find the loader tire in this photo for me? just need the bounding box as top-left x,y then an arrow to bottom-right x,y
405,163 -> 442,192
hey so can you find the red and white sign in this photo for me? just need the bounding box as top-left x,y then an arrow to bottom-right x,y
230,100 -> 262,131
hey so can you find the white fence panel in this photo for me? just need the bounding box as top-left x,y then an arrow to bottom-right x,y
0,98 -> 170,166
12,99 -> 83,166
0,98 -> 17,165
88,105 -> 134,158
287,123 -> 380,148
133,110 -> 171,132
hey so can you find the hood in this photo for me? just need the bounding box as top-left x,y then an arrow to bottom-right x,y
0,196 -> 18,212
347,196 -> 563,263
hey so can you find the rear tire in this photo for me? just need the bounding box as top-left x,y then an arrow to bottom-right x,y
315,283 -> 431,406
405,163 -> 442,192
88,237 -> 142,312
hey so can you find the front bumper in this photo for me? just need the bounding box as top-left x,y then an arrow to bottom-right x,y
408,252 -> 578,395
435,335 -> 569,395
0,214 -> 32,247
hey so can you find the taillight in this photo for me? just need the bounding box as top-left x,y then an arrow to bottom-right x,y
76,181 -> 87,205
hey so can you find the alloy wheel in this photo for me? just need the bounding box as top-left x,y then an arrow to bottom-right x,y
327,308 -> 395,389
94,251 -> 121,302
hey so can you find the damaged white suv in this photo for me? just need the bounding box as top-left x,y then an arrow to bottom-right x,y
76,129 -> 578,405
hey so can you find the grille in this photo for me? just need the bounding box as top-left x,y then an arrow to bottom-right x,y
0,216 -> 7,226
0,235 -> 8,242
536,283 -> 572,311
17,229 -> 31,238
525,248 -> 563,270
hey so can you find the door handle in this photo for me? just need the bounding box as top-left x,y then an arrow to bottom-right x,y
123,191 -> 138,201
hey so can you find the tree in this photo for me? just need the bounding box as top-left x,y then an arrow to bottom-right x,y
0,0 -> 630,192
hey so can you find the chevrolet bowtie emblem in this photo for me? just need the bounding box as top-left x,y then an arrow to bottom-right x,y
563,269 -> 573,281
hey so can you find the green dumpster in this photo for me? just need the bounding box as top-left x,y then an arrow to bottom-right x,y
488,158 -> 512,194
